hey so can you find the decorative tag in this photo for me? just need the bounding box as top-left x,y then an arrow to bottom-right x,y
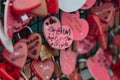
12,0 -> 41,14
0,19 -> 13,53
60,48 -> 76,75
2,41 -> 28,69
91,2 -> 115,26
87,58 -> 111,80
4,0 -> 32,39
87,14 -> 108,49
43,16 -> 73,49
20,33 -> 42,59
81,0 -> 96,9
62,11 -> 89,40
31,59 -> 54,80
76,35 -> 96,54
58,0 -> 86,12
112,60 -> 120,79
92,48 -> 112,68
40,44 -> 54,61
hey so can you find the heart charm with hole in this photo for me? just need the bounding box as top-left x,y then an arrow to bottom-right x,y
20,33 -> 42,59
12,0 -> 41,14
43,16 -> 73,49
91,2 -> 115,26
30,59 -> 54,80
2,41 -> 28,69
62,11 -> 89,41
60,48 -> 76,75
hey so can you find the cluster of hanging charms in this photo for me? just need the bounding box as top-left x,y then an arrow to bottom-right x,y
0,0 -> 120,80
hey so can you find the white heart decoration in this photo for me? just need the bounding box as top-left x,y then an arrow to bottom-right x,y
58,0 -> 86,12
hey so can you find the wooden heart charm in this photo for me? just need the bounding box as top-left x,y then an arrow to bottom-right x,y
30,59 -> 54,80
76,35 -> 96,54
20,33 -> 42,59
60,48 -> 76,75
91,2 -> 115,25
91,48 -> 112,68
12,0 -> 41,14
81,0 -> 96,9
4,0 -> 32,39
58,0 -> 86,12
62,11 -> 89,40
43,16 -> 73,49
87,58 -> 111,80
87,14 -> 108,49
2,41 -> 28,69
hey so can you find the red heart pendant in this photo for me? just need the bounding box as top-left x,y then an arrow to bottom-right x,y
62,11 -> 89,41
0,63 -> 20,80
113,34 -> 120,48
87,14 -> 108,49
43,16 -> 73,49
91,2 -> 115,25
31,59 -> 54,80
2,41 -> 28,69
12,0 -> 41,14
4,0 -> 32,39
60,48 -> 76,75
45,0 -> 59,14
20,33 -> 42,59
70,72 -> 82,80
112,60 -> 120,79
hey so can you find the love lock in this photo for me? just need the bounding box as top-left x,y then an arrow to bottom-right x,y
17,26 -> 42,59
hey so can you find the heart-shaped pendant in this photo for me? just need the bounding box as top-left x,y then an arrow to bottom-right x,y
20,33 -> 42,59
91,48 -> 112,68
62,11 -> 89,40
58,0 -> 86,12
2,41 -> 28,69
87,57 -> 111,80
31,59 -> 54,80
70,72 -> 82,80
91,2 -> 115,26
81,0 -> 96,9
43,16 -> 73,49
112,60 -> 120,79
60,48 -> 76,75
76,35 -> 96,54
87,14 -> 108,49
12,0 -> 41,14
4,0 -> 32,39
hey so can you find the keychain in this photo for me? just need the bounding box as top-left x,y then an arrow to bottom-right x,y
17,26 -> 42,59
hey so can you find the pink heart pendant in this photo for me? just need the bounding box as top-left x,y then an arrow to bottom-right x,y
62,11 -> 89,40
4,0 -> 32,39
91,2 -> 115,26
43,16 -> 73,49
20,33 -> 42,59
31,59 -> 54,80
2,41 -> 28,69
60,48 -> 76,75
